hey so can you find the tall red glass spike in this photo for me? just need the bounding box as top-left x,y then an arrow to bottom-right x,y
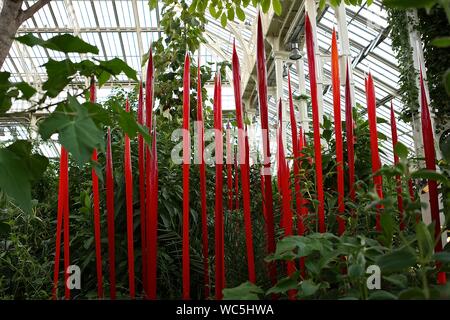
331,29 -> 345,235
148,119 -> 158,299
52,147 -> 70,300
366,73 -> 384,231
182,52 -> 191,299
256,13 -> 277,285
226,122 -> 233,211
124,99 -> 136,298
277,99 -> 296,300
390,101 -> 404,230
145,49 -> 155,298
232,41 -> 256,283
89,80 -> 104,298
345,62 -> 355,202
305,14 -> 325,233
197,57 -> 210,298
419,68 -> 447,284
214,74 -> 225,299
137,82 -> 147,295
105,128 -> 116,299
287,71 -> 302,237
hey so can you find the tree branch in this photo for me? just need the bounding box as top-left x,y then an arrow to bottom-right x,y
20,0 -> 51,24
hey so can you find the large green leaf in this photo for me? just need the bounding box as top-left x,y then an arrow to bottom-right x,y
39,95 -> 104,166
223,281 -> 263,300
411,169 -> 449,185
15,33 -> 99,54
383,0 -> 436,9
42,59 -> 78,98
7,140 -> 49,181
416,222 -> 434,262
431,36 -> 450,48
444,69 -> 450,96
266,275 -> 298,295
97,58 -> 138,86
376,247 -> 417,273
273,0 -> 282,15
0,148 -> 31,213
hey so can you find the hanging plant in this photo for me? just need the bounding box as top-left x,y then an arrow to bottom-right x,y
386,8 -> 420,122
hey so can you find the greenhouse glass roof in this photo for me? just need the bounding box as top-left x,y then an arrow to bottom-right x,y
0,0 -> 414,163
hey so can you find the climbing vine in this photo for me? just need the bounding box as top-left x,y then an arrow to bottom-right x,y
416,6 -> 450,131
386,9 -> 419,123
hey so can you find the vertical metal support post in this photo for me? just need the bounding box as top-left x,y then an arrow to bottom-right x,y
305,0 -> 324,125
296,58 -> 310,133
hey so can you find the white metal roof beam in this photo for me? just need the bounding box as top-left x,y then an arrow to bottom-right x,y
111,0 -> 127,62
89,0 -> 108,60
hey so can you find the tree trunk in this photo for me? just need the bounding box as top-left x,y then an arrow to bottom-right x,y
0,0 -> 24,69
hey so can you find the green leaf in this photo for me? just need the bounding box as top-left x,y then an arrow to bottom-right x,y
272,0 -> 282,15
319,0 -> 327,11
15,33 -> 99,54
444,69 -> 450,96
383,274 -> 408,288
236,6 -> 246,21
348,264 -> 364,279
298,279 -> 320,297
148,0 -> 158,9
416,222 -> 434,262
223,281 -> 263,300
0,221 -> 11,236
261,0 -> 271,13
15,82 -> 36,99
227,7 -> 235,21
42,59 -> 78,98
380,212 -> 394,248
433,251 -> 450,263
431,36 -> 450,48
376,247 -> 416,273
97,58 -> 138,86
7,140 -> 49,181
39,95 -> 104,166
0,148 -> 31,213
394,141 -> 409,160
411,169 -> 448,185
368,290 -> 398,300
110,101 -> 151,144
383,0 -> 436,9
398,287 -> 426,299
267,275 -> 298,295
220,12 -> 228,28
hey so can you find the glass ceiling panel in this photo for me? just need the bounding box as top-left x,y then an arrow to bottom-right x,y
1,0 -> 414,160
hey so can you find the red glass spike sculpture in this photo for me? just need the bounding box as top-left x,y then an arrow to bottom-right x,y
232,42 -> 256,283
366,73 -> 384,231
226,122 -> 233,211
137,82 -> 147,295
256,13 -> 277,285
182,52 -> 191,300
287,70 -> 302,237
345,62 -> 355,202
124,99 -> 135,298
305,14 -> 325,233
148,119 -> 158,299
197,58 -> 210,298
331,29 -> 345,235
145,49 -> 158,300
52,147 -> 70,300
390,101 -> 405,230
106,127 -> 116,299
214,74 -> 225,299
277,99 -> 296,300
89,80 -> 104,298
419,68 -> 447,285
